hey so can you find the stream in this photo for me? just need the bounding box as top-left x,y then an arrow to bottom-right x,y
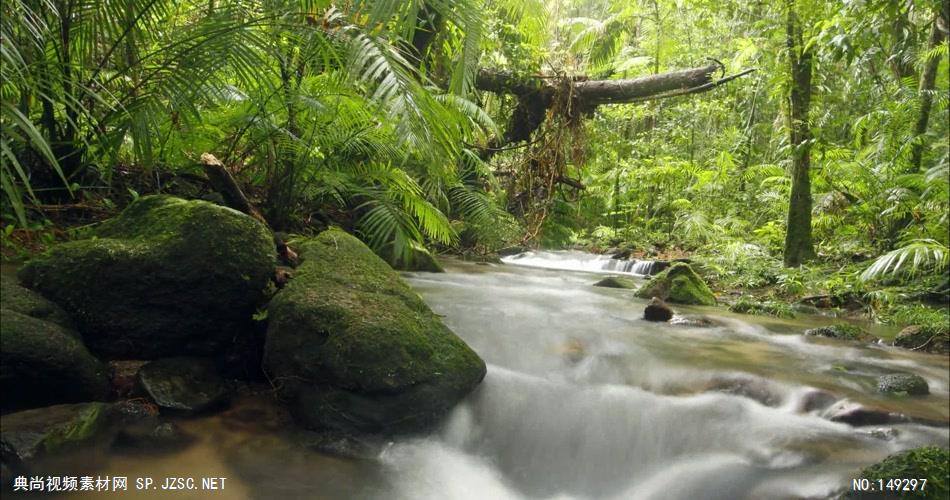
21,253 -> 950,499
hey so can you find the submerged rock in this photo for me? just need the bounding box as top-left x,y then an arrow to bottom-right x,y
112,422 -> 193,454
108,360 -> 148,399
634,263 -> 716,305
706,376 -> 781,407
1,402 -> 112,460
263,228 -> 486,435
593,276 -> 637,289
843,447 -> 949,500
644,297 -> 673,322
893,325 -> 950,355
18,196 -> 275,359
877,373 -> 929,396
0,274 -> 75,330
803,324 -> 873,342
137,357 -> 230,414
0,309 -> 110,411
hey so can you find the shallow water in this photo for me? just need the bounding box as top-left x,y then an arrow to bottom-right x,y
15,254 -> 950,499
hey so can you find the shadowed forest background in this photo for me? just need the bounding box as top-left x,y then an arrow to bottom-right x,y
2,0 -> 948,327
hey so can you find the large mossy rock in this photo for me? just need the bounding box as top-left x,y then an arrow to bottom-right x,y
878,373 -> 929,396
263,228 -> 486,435
843,447 -> 949,499
804,324 -> 874,342
1,403 -> 112,460
634,262 -> 716,306
1,309 -> 110,411
17,196 -> 275,359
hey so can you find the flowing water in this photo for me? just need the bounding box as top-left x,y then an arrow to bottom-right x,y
16,253 -> 950,499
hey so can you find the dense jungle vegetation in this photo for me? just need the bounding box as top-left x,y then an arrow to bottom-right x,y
2,0 -> 948,328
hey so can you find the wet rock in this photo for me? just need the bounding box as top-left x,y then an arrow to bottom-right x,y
111,399 -> 160,421
669,315 -> 719,327
264,228 -> 486,435
803,324 -> 873,342
0,402 -> 112,460
796,390 -> 837,412
865,428 -> 900,441
18,196 -> 275,359
706,376 -> 781,407
112,422 -> 192,453
893,325 -> 950,355
0,274 -> 75,330
821,400 -> 909,426
644,297 -> 674,322
302,431 -> 383,460
650,260 -> 671,275
877,373 -> 929,396
1,309 -> 110,411
108,360 -> 148,398
842,447 -> 949,499
137,357 -> 230,414
593,276 -> 637,289
635,263 -> 716,306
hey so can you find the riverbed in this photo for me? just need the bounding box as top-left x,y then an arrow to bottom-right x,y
19,255 -> 950,499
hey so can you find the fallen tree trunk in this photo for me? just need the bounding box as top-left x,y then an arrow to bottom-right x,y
475,63 -> 754,152
200,153 -> 269,228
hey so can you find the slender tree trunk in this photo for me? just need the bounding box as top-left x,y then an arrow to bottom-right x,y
783,0 -> 815,267
909,4 -> 948,173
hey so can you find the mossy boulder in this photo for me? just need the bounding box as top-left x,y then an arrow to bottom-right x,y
17,196 -> 275,359
593,276 -> 638,289
1,309 -> 110,411
894,325 -> 950,355
0,274 -> 75,330
634,262 -> 716,306
843,447 -> 949,499
263,228 -> 486,435
878,373 -> 930,396
804,324 -> 873,342
0,403 -> 112,460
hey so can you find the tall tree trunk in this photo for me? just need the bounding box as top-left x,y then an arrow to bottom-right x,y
783,0 -> 815,267
909,3 -> 948,173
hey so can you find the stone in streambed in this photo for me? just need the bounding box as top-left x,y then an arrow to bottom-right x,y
635,262 -> 716,305
18,195 -> 275,359
0,402 -> 112,461
263,228 -> 486,435
137,357 -> 230,414
644,297 -> 674,322
0,274 -> 75,331
593,276 -> 637,289
112,422 -> 193,454
877,373 -> 929,396
821,400 -> 909,426
1,309 -> 110,411
803,324 -> 873,342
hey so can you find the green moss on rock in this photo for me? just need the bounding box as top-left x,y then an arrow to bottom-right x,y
593,276 -> 637,289
263,228 -> 486,434
635,262 -> 716,305
17,196 -> 275,359
0,402 -> 112,460
804,324 -> 873,342
844,447 -> 949,499
1,309 -> 110,411
878,373 -> 929,396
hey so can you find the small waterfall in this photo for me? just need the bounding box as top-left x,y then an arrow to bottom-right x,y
502,250 -> 660,276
